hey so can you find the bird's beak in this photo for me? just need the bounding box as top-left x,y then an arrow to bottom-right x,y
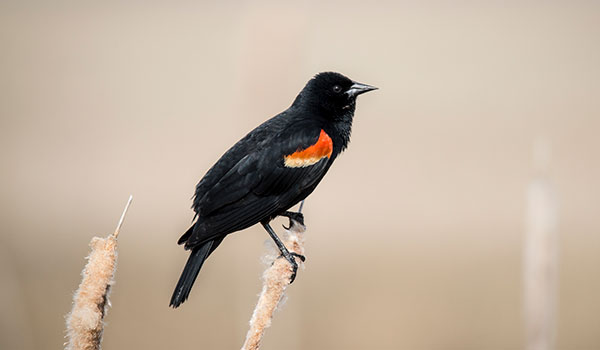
346,82 -> 378,97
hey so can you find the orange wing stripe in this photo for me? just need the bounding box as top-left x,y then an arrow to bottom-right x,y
284,129 -> 333,168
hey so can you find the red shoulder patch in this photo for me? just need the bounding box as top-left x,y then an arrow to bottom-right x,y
284,129 -> 333,168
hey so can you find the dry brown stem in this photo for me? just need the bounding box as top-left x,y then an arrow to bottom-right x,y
65,195 -> 132,350
524,140 -> 558,350
241,220 -> 306,350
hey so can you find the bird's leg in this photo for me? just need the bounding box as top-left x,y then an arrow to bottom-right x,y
261,221 -> 305,283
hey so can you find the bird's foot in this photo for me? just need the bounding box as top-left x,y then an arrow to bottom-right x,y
276,252 -> 306,283
281,211 -> 304,229
290,252 -> 306,262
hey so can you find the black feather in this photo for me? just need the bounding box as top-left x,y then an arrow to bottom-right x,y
170,237 -> 223,308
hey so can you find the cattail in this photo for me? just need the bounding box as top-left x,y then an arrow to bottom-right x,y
524,139 -> 558,350
241,218 -> 306,350
65,196 -> 132,350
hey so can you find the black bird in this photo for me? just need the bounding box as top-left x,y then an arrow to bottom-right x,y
170,72 -> 376,308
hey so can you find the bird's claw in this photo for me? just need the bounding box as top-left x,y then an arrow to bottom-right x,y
290,252 -> 306,262
289,260 -> 299,284
276,252 -> 306,283
282,211 -> 305,229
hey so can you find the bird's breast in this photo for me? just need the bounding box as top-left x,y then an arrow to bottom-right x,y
284,129 -> 333,168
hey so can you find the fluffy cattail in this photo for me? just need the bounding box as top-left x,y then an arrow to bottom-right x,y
241,218 -> 306,350
65,196 -> 132,350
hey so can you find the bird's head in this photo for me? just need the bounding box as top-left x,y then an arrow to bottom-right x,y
294,71 -> 377,117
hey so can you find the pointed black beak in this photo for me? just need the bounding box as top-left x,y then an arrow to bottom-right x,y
346,81 -> 378,97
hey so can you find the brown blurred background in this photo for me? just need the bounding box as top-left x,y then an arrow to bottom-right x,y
1,1 -> 599,349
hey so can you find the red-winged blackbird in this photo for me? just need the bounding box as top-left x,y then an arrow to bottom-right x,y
170,72 -> 376,308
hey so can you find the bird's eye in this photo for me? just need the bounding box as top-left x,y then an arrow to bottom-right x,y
332,85 -> 342,93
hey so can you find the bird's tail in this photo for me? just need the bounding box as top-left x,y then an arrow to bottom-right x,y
170,238 -> 220,308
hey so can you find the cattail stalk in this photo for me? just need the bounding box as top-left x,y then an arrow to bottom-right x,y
241,219 -> 306,350
65,195 -> 132,350
524,139 -> 558,350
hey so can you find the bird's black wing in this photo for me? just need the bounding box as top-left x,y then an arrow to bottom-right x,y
191,115 -> 286,215
183,124 -> 332,248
